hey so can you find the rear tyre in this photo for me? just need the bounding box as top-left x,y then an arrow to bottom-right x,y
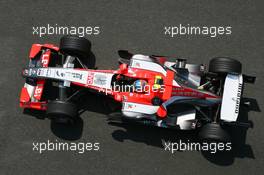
198,123 -> 231,143
209,57 -> 242,74
47,100 -> 78,124
60,35 -> 91,60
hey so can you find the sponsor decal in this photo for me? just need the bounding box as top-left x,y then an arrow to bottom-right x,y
56,70 -> 65,77
41,53 -> 50,67
65,72 -> 83,80
128,104 -> 134,109
46,69 -> 51,76
34,85 -> 43,99
37,69 -> 43,76
87,72 -> 94,85
135,62 -> 140,67
93,74 -> 107,85
235,83 -> 242,114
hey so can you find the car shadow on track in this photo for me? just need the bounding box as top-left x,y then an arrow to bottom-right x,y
23,108 -> 84,140
107,97 -> 260,166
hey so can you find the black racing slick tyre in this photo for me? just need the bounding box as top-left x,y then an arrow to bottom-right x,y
198,123 -> 231,143
209,57 -> 242,74
47,100 -> 78,124
60,35 -> 91,59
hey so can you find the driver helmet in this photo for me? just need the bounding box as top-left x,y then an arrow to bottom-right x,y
133,80 -> 147,92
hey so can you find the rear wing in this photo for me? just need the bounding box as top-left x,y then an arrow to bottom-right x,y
221,74 -> 243,122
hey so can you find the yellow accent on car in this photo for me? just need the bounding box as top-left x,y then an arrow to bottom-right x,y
154,76 -> 162,89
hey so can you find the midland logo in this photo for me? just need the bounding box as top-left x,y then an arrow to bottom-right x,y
235,83 -> 242,114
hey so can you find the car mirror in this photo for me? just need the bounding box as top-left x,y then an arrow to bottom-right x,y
118,50 -> 133,60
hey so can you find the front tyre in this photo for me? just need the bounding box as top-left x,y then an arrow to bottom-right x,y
47,100 -> 78,124
60,35 -> 91,60
209,57 -> 242,74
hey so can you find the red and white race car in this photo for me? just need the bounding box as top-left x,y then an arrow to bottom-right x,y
20,36 -> 255,142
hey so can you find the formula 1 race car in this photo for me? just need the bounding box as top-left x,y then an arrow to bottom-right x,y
20,36 -> 255,142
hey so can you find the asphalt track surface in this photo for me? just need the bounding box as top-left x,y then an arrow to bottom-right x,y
0,1 -> 263,175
